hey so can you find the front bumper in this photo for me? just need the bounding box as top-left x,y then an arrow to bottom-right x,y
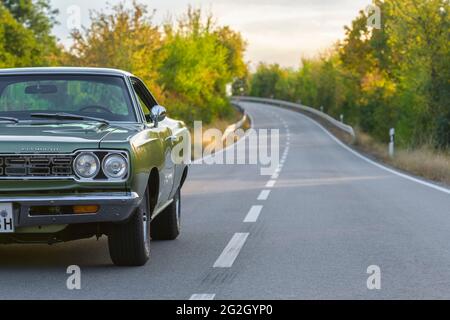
0,192 -> 141,228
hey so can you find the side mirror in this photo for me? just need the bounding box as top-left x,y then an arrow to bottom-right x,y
149,105 -> 167,126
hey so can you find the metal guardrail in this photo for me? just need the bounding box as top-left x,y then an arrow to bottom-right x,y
222,103 -> 248,141
231,96 -> 356,141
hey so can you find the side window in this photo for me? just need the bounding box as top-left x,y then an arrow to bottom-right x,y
132,83 -> 151,116
131,78 -> 157,118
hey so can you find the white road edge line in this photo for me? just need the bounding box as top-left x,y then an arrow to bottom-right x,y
190,294 -> 216,300
213,233 -> 250,268
291,110 -> 450,195
258,190 -> 271,201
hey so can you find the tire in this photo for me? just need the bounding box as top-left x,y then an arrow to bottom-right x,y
151,188 -> 181,240
108,188 -> 151,266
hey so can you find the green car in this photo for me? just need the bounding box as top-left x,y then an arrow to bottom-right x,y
0,68 -> 189,266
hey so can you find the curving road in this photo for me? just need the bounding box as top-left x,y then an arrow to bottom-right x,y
1,101 -> 450,300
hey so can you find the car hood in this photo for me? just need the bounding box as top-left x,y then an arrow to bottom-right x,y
0,122 -> 143,153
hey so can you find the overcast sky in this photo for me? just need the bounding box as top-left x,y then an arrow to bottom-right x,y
51,0 -> 370,68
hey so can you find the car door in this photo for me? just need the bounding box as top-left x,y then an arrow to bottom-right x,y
131,78 -> 176,205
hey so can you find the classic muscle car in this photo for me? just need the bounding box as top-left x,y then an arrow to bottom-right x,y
0,67 -> 189,266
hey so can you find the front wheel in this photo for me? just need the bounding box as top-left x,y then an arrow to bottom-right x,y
151,188 -> 181,240
108,188 -> 151,266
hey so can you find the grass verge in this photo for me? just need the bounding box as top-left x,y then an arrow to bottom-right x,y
191,107 -> 250,160
354,130 -> 450,185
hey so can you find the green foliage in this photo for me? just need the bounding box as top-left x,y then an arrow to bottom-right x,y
65,4 -> 247,126
0,0 -> 60,67
158,8 -> 233,123
247,0 -> 450,149
0,1 -> 247,126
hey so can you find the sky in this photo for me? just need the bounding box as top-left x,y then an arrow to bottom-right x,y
50,0 -> 370,69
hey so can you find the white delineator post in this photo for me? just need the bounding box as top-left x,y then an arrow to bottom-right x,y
340,114 -> 344,123
389,128 -> 395,158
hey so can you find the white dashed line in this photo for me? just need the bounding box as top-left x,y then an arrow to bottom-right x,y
190,294 -> 216,300
244,205 -> 263,222
213,233 -> 249,268
271,173 -> 279,179
258,190 -> 271,201
266,180 -> 277,188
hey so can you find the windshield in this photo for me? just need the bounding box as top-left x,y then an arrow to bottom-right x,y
0,75 -> 137,122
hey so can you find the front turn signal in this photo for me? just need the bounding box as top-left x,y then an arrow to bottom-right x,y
73,205 -> 99,214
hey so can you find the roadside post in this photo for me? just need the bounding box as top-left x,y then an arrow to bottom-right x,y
389,128 -> 395,158
340,114 -> 344,123
320,106 -> 324,113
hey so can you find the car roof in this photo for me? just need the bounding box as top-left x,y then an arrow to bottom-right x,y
0,67 -> 134,77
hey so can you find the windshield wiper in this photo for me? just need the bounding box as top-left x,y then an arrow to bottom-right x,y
0,116 -> 19,123
30,113 -> 110,126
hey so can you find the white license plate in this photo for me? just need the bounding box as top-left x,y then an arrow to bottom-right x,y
0,203 -> 14,233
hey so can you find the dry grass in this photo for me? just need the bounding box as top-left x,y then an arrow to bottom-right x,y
279,105 -> 450,186
190,108 -> 250,160
355,130 -> 450,185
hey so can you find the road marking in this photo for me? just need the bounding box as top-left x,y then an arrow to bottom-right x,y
213,233 -> 249,268
244,205 -> 263,222
271,173 -> 279,179
266,180 -> 277,188
291,110 -> 450,195
190,294 -> 216,300
258,190 -> 271,201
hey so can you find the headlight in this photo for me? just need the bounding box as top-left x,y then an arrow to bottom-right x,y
102,153 -> 128,180
73,152 -> 100,179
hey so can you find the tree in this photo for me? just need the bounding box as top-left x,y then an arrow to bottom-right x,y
159,7 -> 247,123
0,0 -> 60,67
66,2 -> 163,97
66,3 -> 247,125
248,0 -> 449,149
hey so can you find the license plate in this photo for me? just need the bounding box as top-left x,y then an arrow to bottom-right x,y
0,203 -> 14,233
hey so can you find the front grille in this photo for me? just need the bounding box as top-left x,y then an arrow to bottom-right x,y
0,155 -> 74,179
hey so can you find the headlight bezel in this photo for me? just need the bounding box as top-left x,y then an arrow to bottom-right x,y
73,150 -> 130,182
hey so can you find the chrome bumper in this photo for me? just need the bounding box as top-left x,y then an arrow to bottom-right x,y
0,192 -> 141,228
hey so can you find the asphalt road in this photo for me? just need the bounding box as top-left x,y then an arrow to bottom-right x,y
1,101 -> 450,300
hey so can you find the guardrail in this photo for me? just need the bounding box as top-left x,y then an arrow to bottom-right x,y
231,96 -> 356,141
222,102 -> 248,141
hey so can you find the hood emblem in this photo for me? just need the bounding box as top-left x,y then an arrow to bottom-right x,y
21,147 -> 61,153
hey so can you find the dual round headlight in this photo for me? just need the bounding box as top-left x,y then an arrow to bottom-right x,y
73,152 -> 128,180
